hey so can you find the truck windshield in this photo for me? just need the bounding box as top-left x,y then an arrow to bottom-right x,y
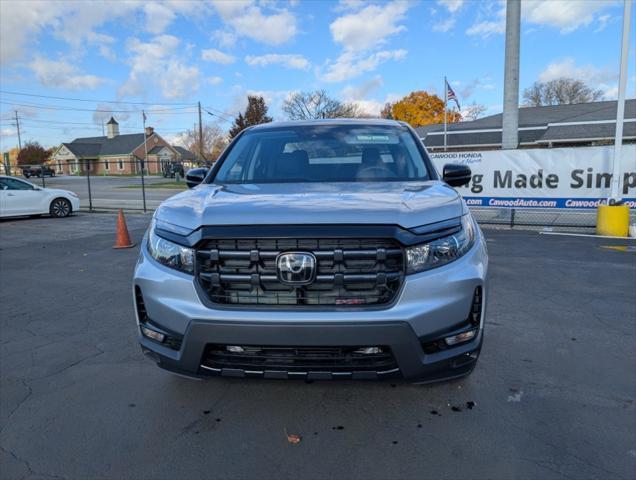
214,125 -> 431,184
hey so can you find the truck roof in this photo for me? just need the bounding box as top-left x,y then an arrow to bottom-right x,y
248,118 -> 407,130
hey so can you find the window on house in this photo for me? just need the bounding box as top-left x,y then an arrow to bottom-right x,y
118,159 -> 124,169
104,159 -> 109,170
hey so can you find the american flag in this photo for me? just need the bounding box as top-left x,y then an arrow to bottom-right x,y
446,81 -> 460,110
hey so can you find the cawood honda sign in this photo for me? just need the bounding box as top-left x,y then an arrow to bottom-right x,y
429,145 -> 636,209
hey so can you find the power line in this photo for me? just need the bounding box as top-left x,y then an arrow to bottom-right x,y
0,100 -> 197,114
204,105 -> 234,122
0,89 -> 197,106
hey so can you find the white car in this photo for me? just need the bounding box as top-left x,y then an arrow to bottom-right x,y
0,176 -> 80,218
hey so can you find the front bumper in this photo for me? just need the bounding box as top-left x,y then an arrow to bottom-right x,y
133,232 -> 488,383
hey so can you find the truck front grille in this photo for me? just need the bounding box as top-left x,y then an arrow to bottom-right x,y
195,238 -> 404,307
201,344 -> 399,374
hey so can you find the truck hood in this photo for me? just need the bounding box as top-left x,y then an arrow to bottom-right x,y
155,181 -> 464,232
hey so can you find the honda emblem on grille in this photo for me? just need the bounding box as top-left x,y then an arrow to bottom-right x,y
276,252 -> 316,285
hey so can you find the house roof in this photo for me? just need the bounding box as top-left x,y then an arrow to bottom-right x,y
148,146 -> 170,154
416,99 -> 636,148
106,117 -> 118,125
60,142 -> 101,157
64,133 -> 147,157
172,145 -> 196,160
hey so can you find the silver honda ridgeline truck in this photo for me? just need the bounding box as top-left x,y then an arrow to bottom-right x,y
133,119 -> 488,383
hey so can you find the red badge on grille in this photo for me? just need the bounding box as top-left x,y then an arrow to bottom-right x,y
336,298 -> 365,305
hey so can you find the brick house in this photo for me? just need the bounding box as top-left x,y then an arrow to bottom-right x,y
51,117 -> 195,175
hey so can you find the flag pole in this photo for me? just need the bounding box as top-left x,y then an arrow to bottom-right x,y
444,76 -> 448,152
609,0 -> 632,204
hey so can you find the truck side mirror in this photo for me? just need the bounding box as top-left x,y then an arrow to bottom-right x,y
442,164 -> 472,187
185,168 -> 209,189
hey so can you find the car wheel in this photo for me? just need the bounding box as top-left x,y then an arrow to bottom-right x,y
49,198 -> 72,218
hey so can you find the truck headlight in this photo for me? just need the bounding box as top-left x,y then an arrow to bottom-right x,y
406,214 -> 475,274
147,220 -> 194,274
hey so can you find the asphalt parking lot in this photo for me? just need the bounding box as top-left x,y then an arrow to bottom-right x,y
1,213 -> 635,480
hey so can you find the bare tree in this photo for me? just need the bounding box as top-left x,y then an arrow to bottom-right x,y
282,90 -> 366,120
522,78 -> 604,107
380,102 -> 393,119
461,102 -> 487,121
178,124 -> 228,162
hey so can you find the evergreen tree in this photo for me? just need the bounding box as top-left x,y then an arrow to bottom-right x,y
229,96 -> 272,138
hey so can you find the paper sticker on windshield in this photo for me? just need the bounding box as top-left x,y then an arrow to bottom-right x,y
357,135 -> 389,142
346,134 -> 397,144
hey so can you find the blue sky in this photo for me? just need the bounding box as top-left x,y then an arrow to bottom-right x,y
0,0 -> 633,149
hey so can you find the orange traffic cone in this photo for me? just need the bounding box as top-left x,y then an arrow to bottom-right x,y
113,209 -> 136,249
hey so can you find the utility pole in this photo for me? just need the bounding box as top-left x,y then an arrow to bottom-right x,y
14,110 -> 22,150
609,0 -> 632,204
141,111 -> 148,213
502,0 -> 521,150
198,101 -> 204,164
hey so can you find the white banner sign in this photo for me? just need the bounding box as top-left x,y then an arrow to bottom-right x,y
429,145 -> 636,208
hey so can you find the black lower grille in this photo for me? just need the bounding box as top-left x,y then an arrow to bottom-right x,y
201,345 -> 398,373
195,238 -> 404,307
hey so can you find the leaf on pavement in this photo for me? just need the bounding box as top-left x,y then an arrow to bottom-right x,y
285,429 -> 301,444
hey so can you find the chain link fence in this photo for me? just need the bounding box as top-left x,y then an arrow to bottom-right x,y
2,159 -> 633,231
1,159 -> 204,212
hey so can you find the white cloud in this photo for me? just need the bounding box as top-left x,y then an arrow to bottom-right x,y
201,48 -> 236,65
144,3 -> 176,35
245,54 -> 310,70
330,1 -> 410,51
340,76 -> 387,116
211,0 -> 298,45
0,1 -> 205,65
1,127 -> 17,137
437,0 -> 464,14
29,57 -> 105,90
432,0 -> 464,33
523,0 -> 611,33
119,35 -> 200,100
538,58 -> 618,98
467,0 -> 615,38
0,1 -> 64,64
160,61 -> 199,99
341,76 -> 383,100
321,49 -> 407,83
433,18 -> 456,33
208,76 -> 224,86
212,29 -> 238,49
92,103 -> 132,126
594,14 -> 611,33
334,0 -> 366,12
466,2 -> 506,37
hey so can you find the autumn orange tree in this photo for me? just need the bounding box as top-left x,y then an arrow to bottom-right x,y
383,91 -> 461,127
